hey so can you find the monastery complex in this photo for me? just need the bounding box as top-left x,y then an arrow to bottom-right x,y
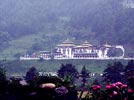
20,40 -> 125,60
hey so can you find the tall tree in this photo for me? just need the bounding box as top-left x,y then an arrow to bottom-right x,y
0,60 -> 7,93
124,60 -> 134,79
102,61 -> 124,83
81,66 -> 90,86
57,64 -> 78,84
25,66 -> 39,86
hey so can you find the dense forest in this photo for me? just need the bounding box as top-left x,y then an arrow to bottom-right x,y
0,0 -> 134,59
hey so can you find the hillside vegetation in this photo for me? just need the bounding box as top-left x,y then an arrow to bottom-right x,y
0,0 -> 134,59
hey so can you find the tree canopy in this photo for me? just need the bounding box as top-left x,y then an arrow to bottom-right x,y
57,64 -> 78,84
102,61 -> 124,83
25,66 -> 39,86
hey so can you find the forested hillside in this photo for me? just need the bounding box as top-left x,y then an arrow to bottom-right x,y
0,0 -> 134,59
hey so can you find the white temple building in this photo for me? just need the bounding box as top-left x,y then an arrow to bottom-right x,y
123,0 -> 134,8
20,39 -> 125,60
53,40 -> 113,59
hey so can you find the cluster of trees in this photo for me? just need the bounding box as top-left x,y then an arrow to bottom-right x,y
0,60 -> 132,87
55,60 -> 134,86
0,60 -> 134,99
24,64 -> 90,87
102,60 -> 134,84
56,60 -> 134,86
0,59 -> 134,88
24,60 -> 134,88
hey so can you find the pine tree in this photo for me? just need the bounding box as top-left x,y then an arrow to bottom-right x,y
81,66 -> 89,86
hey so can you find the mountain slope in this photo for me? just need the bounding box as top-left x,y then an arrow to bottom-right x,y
0,0 -> 134,59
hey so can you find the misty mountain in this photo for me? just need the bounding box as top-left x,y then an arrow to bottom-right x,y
0,0 -> 134,59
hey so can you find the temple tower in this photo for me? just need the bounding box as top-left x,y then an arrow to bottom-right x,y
56,39 -> 75,58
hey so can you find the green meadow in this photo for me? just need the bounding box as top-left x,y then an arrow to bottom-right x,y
4,59 -> 128,76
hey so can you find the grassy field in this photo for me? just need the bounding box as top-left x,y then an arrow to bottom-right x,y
4,59 -> 128,77
0,33 -> 44,60
0,31 -> 66,60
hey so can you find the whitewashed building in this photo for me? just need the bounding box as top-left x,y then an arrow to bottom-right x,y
20,40 -> 125,60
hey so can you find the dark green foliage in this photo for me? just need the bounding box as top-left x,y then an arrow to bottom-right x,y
0,67 -> 6,83
102,61 -> 124,83
81,66 -> 90,86
25,67 -> 39,86
124,60 -> 134,84
0,60 -> 7,83
127,76 -> 134,90
0,61 -> 7,94
93,73 -> 103,86
81,66 -> 89,78
57,64 -> 79,84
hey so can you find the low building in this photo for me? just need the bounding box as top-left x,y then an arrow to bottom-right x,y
39,51 -> 51,60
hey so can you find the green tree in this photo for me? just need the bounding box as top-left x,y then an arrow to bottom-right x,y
102,61 -> 124,83
0,61 -> 7,93
25,66 -> 39,86
0,67 -> 6,84
81,66 -> 90,86
124,60 -> 134,80
57,64 -> 78,84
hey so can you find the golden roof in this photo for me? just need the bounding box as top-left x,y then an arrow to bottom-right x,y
74,40 -> 92,48
56,40 -> 93,48
57,43 -> 75,47
81,40 -> 92,47
56,39 -> 75,47
74,41 -> 92,48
